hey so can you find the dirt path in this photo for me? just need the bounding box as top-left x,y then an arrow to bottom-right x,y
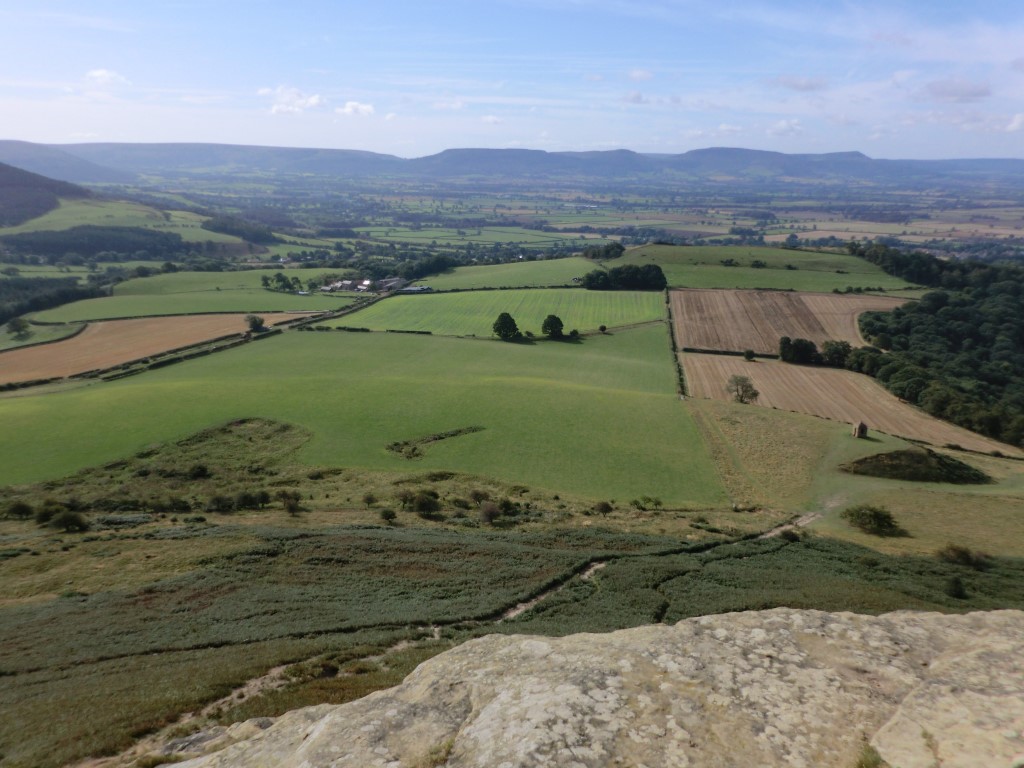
760,512 -> 823,539
499,561 -> 607,621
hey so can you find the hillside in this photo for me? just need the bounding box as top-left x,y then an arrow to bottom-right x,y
0,161 -> 91,226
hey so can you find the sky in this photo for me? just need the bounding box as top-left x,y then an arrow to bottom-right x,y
2,1 -> 1024,159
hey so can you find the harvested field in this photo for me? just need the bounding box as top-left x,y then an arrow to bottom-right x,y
682,352 -> 1021,456
671,289 -> 909,354
0,313 -> 304,383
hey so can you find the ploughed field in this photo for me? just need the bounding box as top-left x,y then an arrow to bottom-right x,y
682,352 -> 1020,456
671,289 -> 909,354
0,313 -> 303,384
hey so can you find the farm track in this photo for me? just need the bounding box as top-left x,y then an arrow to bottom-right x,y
670,289 -> 908,354
0,313 -> 303,384
682,353 -> 1021,456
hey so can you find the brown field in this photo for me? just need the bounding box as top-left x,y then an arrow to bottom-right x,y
671,289 -> 908,354
682,352 -> 1021,456
0,313 -> 305,384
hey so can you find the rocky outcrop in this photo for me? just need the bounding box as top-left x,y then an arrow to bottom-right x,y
177,609 -> 1024,768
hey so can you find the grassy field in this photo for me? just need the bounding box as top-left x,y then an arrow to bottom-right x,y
0,325 -> 722,506
415,257 -> 594,290
356,225 -> 607,248
0,321 -> 83,352
329,288 -> 665,336
0,198 -> 244,244
617,244 -> 914,291
29,269 -> 359,321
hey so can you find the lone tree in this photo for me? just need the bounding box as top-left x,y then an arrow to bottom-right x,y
492,312 -> 521,341
6,317 -> 30,339
726,374 -> 759,404
541,314 -> 564,339
246,314 -> 266,333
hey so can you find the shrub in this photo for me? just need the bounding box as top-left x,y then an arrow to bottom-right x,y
51,510 -> 89,533
379,508 -> 397,525
362,492 -> 377,508
935,544 -> 990,571
840,505 -> 907,537
187,463 -> 210,480
479,501 -> 499,524
469,489 -> 490,505
593,501 -> 613,515
945,575 -> 968,600
5,500 -> 33,520
743,349 -> 755,361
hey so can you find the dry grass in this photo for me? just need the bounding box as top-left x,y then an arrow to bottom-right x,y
671,289 -> 908,354
682,353 -> 1021,456
815,487 -> 1024,558
0,313 -> 301,383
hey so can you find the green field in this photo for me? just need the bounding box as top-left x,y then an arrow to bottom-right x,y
30,269 -> 359,321
0,321 -> 83,351
331,288 -> 665,336
0,325 -> 722,506
0,198 -> 243,244
416,257 -> 594,290
617,244 -> 914,291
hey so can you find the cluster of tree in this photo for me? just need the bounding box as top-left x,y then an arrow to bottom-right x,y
261,272 -> 304,292
580,263 -> 667,291
0,226 -> 186,260
581,242 -> 625,260
840,243 -> 1024,444
200,215 -> 278,244
394,253 -> 459,281
0,277 -> 104,326
493,312 -> 579,341
778,337 -> 852,367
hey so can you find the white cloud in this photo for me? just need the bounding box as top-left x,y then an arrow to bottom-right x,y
258,86 -> 325,114
336,101 -> 375,116
1007,114 -> 1024,132
624,91 -> 649,105
629,68 -> 653,81
433,99 -> 465,110
768,119 -> 803,136
385,112 -> 398,121
481,115 -> 503,124
770,75 -> 827,92
923,77 -> 991,103
85,69 -> 130,87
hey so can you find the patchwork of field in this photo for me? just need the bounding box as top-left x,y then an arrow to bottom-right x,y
671,289 -> 909,354
415,257 -> 593,290
617,244 -> 914,291
30,269 -> 359,321
682,353 -> 1020,456
0,326 -> 724,506
331,288 -> 665,336
0,313 -> 302,383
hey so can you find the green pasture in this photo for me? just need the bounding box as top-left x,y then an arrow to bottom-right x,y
617,244 -> 913,291
415,257 -> 593,290
331,288 -> 665,336
0,198 -> 244,244
0,325 -> 723,506
0,322 -> 83,352
30,268 -> 359,321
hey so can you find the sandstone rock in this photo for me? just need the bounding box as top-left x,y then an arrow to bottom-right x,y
177,609 -> 1024,768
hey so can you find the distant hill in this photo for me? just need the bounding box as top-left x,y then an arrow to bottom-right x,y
3,140 -> 1024,188
0,141 -> 135,184
0,161 -> 91,226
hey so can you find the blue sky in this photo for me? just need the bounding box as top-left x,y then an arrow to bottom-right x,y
3,1 -> 1024,158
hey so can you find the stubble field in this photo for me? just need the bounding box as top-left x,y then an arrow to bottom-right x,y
671,289 -> 910,354
0,313 -> 304,384
682,352 -> 1020,455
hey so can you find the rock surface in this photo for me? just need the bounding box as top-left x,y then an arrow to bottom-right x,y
178,609 -> 1024,768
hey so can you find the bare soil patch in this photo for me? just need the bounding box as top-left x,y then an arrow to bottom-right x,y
0,313 -> 301,383
671,289 -> 908,354
682,353 -> 1021,456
